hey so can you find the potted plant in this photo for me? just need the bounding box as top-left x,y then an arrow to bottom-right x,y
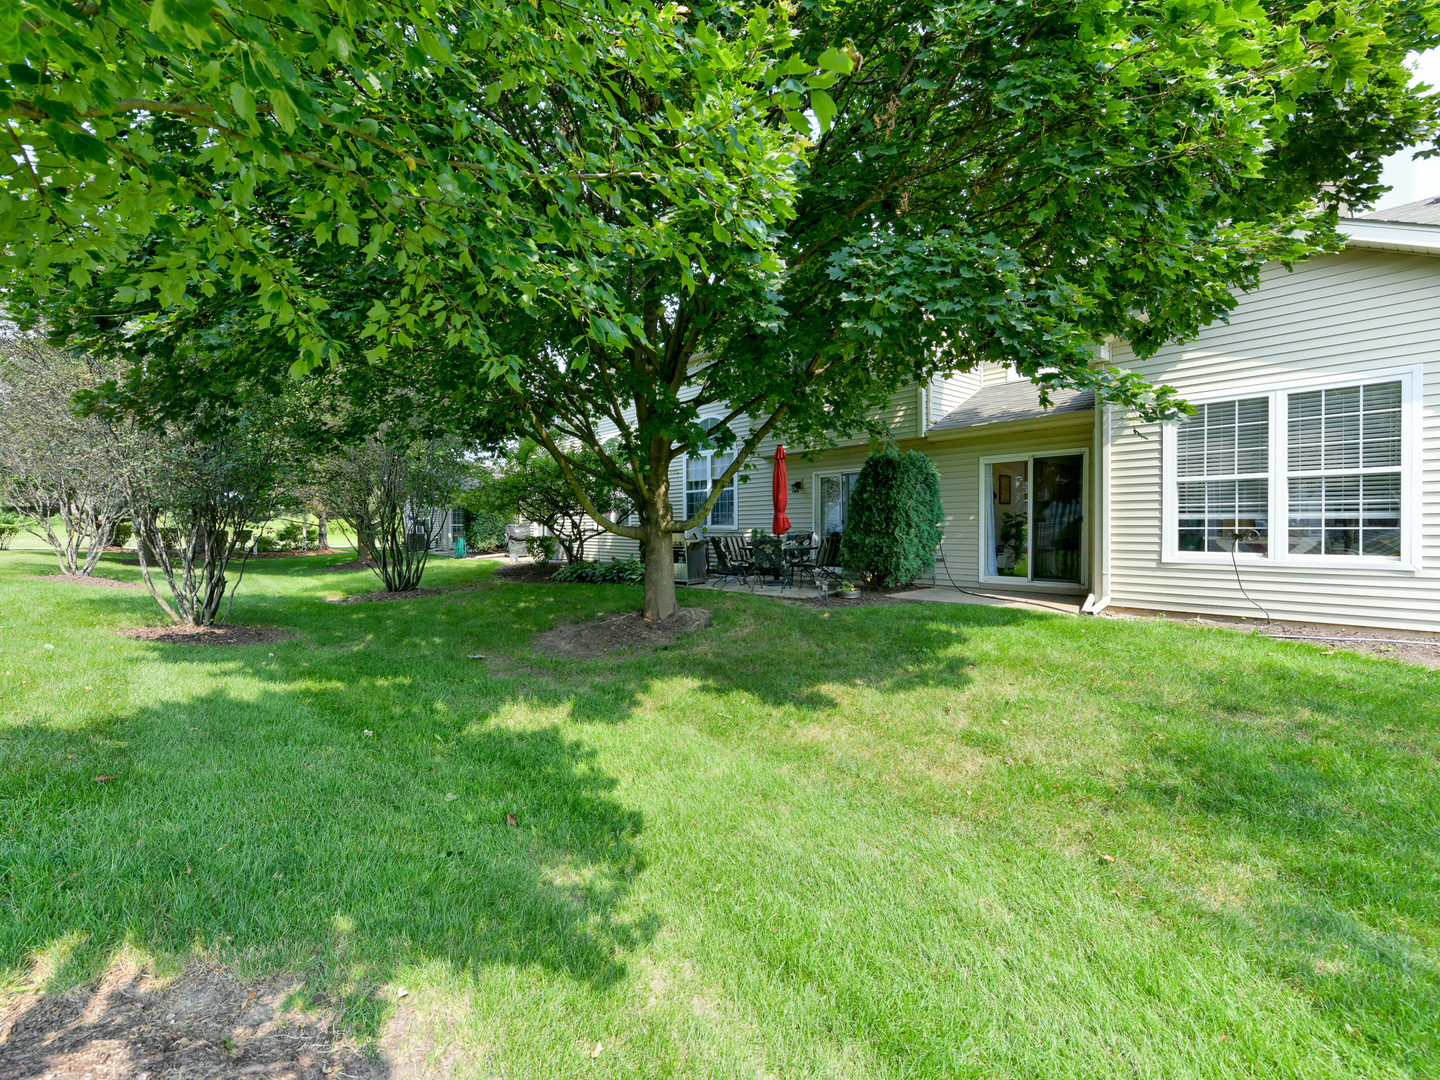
837,579 -> 860,599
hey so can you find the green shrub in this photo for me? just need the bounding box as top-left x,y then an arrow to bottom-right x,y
274,521 -> 304,548
464,509 -> 507,553
840,449 -> 944,589
0,522 -> 17,550
552,557 -> 644,584
526,535 -> 558,562
111,521 -> 134,547
255,534 -> 279,553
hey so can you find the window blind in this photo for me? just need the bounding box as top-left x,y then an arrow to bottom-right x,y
1287,381 -> 1401,557
1175,397 -> 1270,554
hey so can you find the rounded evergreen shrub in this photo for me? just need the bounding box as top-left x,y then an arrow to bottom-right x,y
840,449 -> 944,589
463,509 -> 507,553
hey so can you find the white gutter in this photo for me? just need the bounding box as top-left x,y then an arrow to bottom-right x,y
1338,218 -> 1440,255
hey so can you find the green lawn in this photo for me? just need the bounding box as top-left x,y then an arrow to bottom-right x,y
1,551 -> 1437,1078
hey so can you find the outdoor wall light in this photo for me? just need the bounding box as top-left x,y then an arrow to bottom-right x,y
791,479 -> 804,492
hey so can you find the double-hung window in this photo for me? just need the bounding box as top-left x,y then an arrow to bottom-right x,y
685,418 -> 737,529
1286,383 -> 1402,557
1176,397 -> 1271,554
1166,372 -> 1413,565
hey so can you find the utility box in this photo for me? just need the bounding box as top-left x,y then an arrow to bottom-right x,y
453,536 -> 467,558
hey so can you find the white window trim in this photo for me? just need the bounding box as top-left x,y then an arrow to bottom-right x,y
976,448 -> 1090,590
1160,364 -> 1423,571
685,417 -> 739,531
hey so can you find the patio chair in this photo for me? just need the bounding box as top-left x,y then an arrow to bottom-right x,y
812,534 -> 844,586
784,531 -> 819,586
708,536 -> 752,589
752,535 -> 786,588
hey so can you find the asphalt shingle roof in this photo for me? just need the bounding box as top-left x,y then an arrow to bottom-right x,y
930,381 -> 1094,433
1354,195 -> 1440,226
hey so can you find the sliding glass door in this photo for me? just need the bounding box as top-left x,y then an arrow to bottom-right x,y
985,452 -> 1085,585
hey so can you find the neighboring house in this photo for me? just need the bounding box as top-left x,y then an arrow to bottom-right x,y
588,198 -> 1440,632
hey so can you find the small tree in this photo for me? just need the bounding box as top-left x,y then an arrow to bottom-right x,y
0,329 -> 129,575
126,411 -> 289,626
841,450 -> 944,589
322,435 -> 469,591
467,440 -> 630,564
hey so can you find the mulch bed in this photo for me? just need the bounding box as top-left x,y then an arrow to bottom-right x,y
533,607 -> 711,659
0,959 -> 380,1080
116,624 -> 295,646
34,574 -> 140,589
493,560 -> 559,584
327,587 -> 453,604
323,558 -> 375,573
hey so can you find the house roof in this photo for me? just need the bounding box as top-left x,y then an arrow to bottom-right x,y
930,381 -> 1094,433
1354,195 -> 1440,226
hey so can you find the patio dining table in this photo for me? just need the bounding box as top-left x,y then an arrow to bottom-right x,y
734,539 -> 816,587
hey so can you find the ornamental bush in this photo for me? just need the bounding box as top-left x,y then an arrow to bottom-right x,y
463,509 -> 507,554
840,449 -> 944,589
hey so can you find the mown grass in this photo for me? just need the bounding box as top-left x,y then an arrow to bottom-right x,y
1,550 -> 1436,1078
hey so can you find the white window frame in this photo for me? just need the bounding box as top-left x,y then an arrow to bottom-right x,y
977,448 -> 1090,590
685,417 -> 739,531
1161,365 -> 1422,571
813,469 -> 861,537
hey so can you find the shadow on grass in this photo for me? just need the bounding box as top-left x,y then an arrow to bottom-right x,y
0,690 -> 652,1036
0,570 -> 993,1051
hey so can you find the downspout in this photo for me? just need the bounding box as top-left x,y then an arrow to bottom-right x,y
917,382 -> 929,438
1082,404 -> 1114,615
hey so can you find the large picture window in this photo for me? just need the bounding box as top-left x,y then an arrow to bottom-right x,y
685,418 -> 736,529
1166,374 -> 1411,564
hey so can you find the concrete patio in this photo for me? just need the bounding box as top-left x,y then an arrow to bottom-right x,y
680,575 -> 1085,615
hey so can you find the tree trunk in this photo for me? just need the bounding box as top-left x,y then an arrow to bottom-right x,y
641,525 -> 678,621
317,509 -> 328,550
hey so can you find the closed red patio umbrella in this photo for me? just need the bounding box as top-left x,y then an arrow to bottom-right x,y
772,445 -> 791,534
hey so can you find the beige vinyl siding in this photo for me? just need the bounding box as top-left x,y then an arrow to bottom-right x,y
928,370 -> 983,423
1107,247 -> 1440,631
981,361 -> 1015,386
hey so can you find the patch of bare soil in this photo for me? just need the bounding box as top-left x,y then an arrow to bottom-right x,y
34,574 -> 140,589
0,959 -> 381,1080
788,590 -> 912,609
1103,609 -> 1440,670
116,624 -> 295,646
1251,623 -> 1440,670
533,607 -> 711,659
492,560 -> 558,584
